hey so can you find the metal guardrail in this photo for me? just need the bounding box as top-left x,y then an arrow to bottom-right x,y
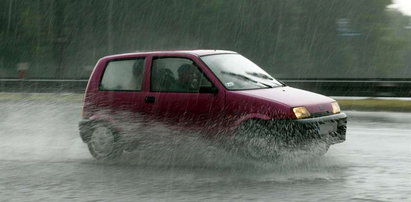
283,79 -> 411,97
0,79 -> 88,93
0,78 -> 411,97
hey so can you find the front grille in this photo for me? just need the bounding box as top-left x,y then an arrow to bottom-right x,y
311,111 -> 332,118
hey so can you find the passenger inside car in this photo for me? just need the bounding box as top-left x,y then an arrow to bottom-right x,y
128,59 -> 144,90
151,67 -> 176,92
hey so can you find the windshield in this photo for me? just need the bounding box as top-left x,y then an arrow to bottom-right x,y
201,54 -> 283,90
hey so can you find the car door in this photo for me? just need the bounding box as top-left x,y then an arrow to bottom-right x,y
97,57 -> 149,122
144,56 -> 225,131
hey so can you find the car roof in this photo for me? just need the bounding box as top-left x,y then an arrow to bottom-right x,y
105,49 -> 237,59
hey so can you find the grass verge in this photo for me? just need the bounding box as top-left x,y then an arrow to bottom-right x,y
338,99 -> 411,112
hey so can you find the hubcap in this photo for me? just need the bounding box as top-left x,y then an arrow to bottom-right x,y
90,126 -> 114,157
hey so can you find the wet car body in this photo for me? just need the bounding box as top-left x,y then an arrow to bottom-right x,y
79,50 -> 347,159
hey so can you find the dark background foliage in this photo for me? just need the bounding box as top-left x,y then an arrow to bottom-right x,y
1,0 -> 410,79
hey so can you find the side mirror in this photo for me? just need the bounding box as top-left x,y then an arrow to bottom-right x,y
199,86 -> 218,94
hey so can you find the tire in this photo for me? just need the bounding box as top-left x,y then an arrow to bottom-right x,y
233,120 -> 282,161
87,122 -> 123,160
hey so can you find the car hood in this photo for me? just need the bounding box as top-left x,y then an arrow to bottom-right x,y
232,86 -> 335,113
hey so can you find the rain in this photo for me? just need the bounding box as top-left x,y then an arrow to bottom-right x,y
1,0 -> 411,201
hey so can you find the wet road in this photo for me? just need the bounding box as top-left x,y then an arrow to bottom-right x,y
1,100 -> 411,201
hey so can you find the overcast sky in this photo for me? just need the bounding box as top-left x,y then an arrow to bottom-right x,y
389,0 -> 411,16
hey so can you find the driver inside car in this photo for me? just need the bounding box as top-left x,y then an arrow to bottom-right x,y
176,63 -> 200,92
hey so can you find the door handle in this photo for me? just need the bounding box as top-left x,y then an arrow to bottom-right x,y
144,96 -> 155,103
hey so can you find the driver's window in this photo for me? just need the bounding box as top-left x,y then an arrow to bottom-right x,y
151,57 -> 212,93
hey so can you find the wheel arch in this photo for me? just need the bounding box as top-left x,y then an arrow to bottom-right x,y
79,114 -> 120,143
233,113 -> 271,129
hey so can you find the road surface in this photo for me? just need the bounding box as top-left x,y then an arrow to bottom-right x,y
0,100 -> 410,201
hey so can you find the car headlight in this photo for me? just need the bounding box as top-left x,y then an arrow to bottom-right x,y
331,102 -> 341,114
293,107 -> 311,119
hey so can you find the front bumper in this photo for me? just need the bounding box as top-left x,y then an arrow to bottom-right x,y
270,113 -> 347,146
295,113 -> 347,145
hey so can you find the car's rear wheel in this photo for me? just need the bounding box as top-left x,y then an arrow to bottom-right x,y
87,123 -> 123,160
234,120 -> 282,161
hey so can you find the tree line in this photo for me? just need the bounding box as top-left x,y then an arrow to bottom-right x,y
1,0 -> 410,79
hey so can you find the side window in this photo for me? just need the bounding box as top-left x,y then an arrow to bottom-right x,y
151,57 -> 213,93
100,58 -> 145,91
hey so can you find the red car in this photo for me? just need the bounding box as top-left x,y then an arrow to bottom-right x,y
79,50 -> 347,160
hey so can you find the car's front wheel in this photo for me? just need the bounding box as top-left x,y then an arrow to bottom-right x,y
233,120 -> 282,161
87,123 -> 123,160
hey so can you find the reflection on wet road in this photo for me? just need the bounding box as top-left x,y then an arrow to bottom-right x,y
1,100 -> 410,201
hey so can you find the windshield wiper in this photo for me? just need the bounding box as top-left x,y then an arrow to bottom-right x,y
277,79 -> 287,87
245,72 -> 274,80
221,71 -> 275,88
246,71 -> 287,87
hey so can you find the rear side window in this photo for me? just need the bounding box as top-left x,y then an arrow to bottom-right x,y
100,58 -> 145,91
